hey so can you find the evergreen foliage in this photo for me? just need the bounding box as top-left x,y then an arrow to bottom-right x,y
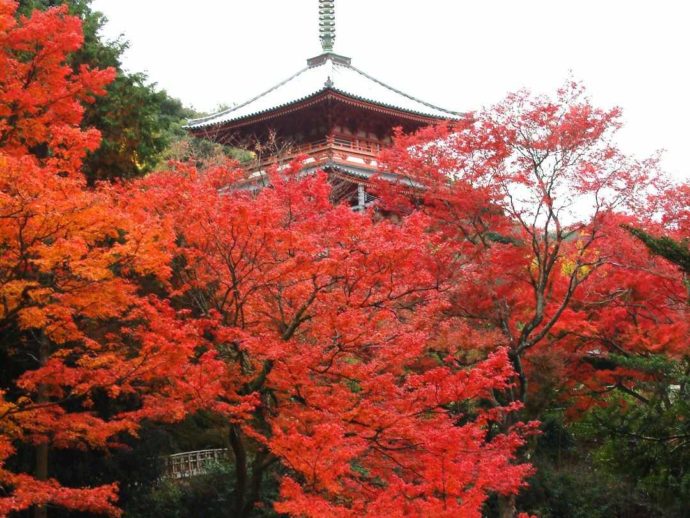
624,224 -> 690,274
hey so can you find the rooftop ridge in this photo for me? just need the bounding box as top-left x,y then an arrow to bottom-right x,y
347,63 -> 462,117
307,52 -> 351,67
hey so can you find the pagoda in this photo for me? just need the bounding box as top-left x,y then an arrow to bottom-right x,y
186,0 -> 461,209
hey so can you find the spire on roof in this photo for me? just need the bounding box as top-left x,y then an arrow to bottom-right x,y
319,0 -> 336,52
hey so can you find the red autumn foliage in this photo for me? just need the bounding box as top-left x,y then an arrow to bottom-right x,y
1,3 -> 535,515
375,81 -> 688,419
127,161 -> 535,517
0,4 -> 533,515
0,0 -> 114,172
3,0 -> 688,515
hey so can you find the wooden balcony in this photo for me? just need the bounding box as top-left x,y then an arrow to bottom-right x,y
249,135 -> 384,174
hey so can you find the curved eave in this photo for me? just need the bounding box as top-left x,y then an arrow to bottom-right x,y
185,65 -> 311,128
230,160 -> 425,192
187,88 -> 464,136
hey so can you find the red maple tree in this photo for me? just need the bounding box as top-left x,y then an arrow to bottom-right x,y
374,81 -> 690,515
126,160 -> 535,517
379,79 -> 690,460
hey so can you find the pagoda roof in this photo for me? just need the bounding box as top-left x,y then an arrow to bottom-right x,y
186,53 -> 462,130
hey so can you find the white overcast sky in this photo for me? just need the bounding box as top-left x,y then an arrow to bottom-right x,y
91,0 -> 689,180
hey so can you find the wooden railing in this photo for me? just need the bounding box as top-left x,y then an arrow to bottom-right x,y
293,136 -> 383,155
164,448 -> 229,479
251,136 -> 384,172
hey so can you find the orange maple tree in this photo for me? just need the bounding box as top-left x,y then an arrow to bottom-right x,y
0,0 -> 113,172
0,2 -> 201,515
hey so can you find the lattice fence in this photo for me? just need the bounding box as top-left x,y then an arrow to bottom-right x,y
164,448 -> 230,479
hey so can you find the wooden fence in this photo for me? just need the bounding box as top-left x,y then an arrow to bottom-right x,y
164,448 -> 229,479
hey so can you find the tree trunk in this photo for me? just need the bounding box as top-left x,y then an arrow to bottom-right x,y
229,424 -> 248,516
33,441 -> 48,518
241,450 -> 274,518
497,494 -> 517,518
33,333 -> 50,518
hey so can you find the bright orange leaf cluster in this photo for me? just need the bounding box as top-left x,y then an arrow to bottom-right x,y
0,0 -> 114,172
1,2 -> 189,515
